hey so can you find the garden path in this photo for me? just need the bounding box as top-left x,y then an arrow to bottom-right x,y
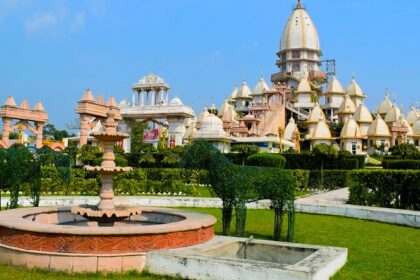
296,188 -> 349,205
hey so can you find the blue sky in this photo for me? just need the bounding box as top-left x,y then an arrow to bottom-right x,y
0,0 -> 419,130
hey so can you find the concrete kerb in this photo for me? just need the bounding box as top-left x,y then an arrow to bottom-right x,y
1,196 -> 419,228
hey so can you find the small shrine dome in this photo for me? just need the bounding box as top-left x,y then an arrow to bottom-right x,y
395,116 -> 414,137
413,118 -> 420,135
338,95 -> 356,114
284,117 -> 298,140
406,106 -> 419,125
169,97 -> 183,106
367,114 -> 391,137
384,104 -> 402,124
229,86 -> 239,101
325,76 -> 345,94
340,117 -> 362,139
307,103 -> 326,124
346,78 -> 365,98
195,114 -> 226,139
377,94 -> 393,116
236,81 -> 253,99
222,105 -> 238,123
218,99 -> 230,117
296,78 -> 312,93
354,102 -> 373,123
252,77 -> 269,96
311,118 -> 332,140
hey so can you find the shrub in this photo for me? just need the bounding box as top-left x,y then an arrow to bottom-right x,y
308,170 -> 349,190
246,153 -> 286,168
138,153 -> 156,167
382,160 -> 420,170
292,170 -> 310,192
348,170 -> 420,210
388,143 -> 420,159
336,159 -> 359,170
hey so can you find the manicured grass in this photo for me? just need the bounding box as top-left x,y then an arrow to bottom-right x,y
0,269 -> 181,280
0,208 -> 418,280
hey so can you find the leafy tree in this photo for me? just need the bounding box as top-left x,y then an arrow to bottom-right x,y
231,144 -> 260,165
129,121 -> 152,154
78,144 -> 103,165
161,153 -> 180,167
312,144 -> 338,168
9,131 -> 19,140
63,144 -> 79,166
312,144 -> 338,188
389,143 -> 420,159
181,141 -> 296,240
37,145 -> 56,166
2,145 -> 41,208
114,145 -> 125,156
138,153 -> 156,167
43,123 -> 74,141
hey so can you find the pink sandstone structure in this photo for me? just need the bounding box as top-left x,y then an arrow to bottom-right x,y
76,89 -> 121,147
71,109 -> 140,225
0,96 -> 48,149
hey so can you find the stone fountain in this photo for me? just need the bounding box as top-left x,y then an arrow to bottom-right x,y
71,109 -> 141,226
0,109 -> 216,273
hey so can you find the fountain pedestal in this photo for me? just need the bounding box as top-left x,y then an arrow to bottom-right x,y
71,109 -> 141,225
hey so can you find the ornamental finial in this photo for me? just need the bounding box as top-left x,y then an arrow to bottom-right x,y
297,0 -> 302,8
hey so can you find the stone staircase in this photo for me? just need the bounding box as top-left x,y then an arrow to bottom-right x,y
286,101 -> 309,120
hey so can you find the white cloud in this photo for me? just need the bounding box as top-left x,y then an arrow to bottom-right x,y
25,13 -> 58,32
69,11 -> 85,31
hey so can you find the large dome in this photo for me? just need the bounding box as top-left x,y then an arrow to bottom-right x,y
280,3 -> 320,52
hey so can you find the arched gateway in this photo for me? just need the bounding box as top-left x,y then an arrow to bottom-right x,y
0,96 -> 48,149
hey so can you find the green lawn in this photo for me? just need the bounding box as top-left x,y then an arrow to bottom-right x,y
0,208 -> 419,280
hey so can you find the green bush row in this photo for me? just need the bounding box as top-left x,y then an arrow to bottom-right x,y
282,154 -> 364,170
348,170 -> 420,210
308,170 -> 349,190
382,160 -> 420,170
246,153 -> 286,168
12,166 -> 202,196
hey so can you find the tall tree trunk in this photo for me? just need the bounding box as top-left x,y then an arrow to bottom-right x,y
222,203 -> 233,235
273,202 -> 284,241
235,201 -> 247,237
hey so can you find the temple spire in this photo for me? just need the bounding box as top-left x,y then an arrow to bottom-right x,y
296,0 -> 302,9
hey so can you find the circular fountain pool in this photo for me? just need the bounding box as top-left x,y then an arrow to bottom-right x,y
0,206 -> 216,273
0,206 -> 215,254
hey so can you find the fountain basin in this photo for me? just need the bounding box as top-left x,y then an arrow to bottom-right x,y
0,206 -> 216,254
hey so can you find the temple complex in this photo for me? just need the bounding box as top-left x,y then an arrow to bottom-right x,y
62,0 -> 420,155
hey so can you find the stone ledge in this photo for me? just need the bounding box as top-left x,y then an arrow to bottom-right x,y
2,196 -> 419,228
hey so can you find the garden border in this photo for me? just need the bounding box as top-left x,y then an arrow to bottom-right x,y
2,195 -> 419,228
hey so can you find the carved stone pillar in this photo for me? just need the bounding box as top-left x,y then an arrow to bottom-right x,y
1,118 -> 11,148
131,92 -> 136,106
79,114 -> 90,147
35,122 -> 44,149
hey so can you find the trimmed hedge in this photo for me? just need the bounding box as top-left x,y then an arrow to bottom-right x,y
246,153 -> 286,168
8,166 -> 203,197
382,160 -> 420,170
283,154 -> 364,170
348,170 -> 420,210
308,170 -> 349,190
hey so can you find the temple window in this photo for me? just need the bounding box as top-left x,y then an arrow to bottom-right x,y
292,62 -> 300,71
282,53 -> 287,61
307,51 -> 314,59
308,62 -> 314,71
292,50 -> 300,58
